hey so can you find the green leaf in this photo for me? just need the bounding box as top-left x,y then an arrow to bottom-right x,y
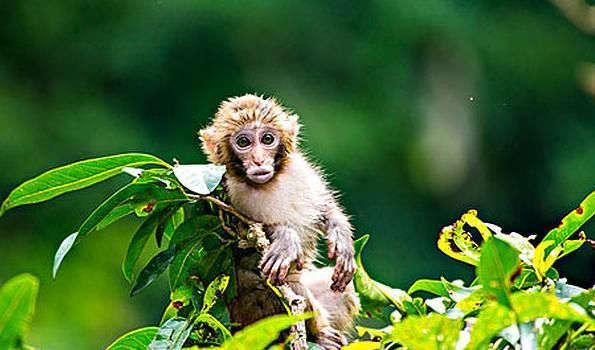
569,334 -> 595,349
0,153 -> 169,216
173,164 -> 226,195
388,313 -> 462,350
195,239 -> 233,285
164,207 -> 185,242
95,203 -> 135,231
78,183 -> 152,238
155,208 -> 175,247
539,190 -> 595,256
402,297 -> 427,316
558,236 -> 586,259
131,168 -> 180,190
353,235 -> 411,313
539,319 -> 571,350
105,327 -> 159,350
220,313 -> 311,350
0,274 -> 39,349
477,237 -> 520,308
130,185 -> 188,217
131,247 -> 176,296
122,214 -> 162,283
168,216 -> 229,290
195,313 -> 232,341
148,317 -> 193,350
407,279 -> 449,297
167,216 -> 220,290
201,275 -> 230,314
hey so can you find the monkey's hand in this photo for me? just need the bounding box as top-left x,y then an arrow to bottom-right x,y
327,229 -> 356,292
259,226 -> 304,285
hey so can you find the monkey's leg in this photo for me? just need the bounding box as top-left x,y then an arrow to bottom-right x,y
286,277 -> 344,350
299,268 -> 360,349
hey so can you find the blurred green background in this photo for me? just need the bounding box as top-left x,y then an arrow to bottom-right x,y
0,1 -> 594,348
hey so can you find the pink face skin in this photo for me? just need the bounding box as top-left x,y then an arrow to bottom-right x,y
230,125 -> 281,184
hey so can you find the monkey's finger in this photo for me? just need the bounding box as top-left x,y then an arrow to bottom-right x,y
278,261 -> 291,283
330,279 -> 345,292
296,256 -> 304,270
327,241 -> 336,259
270,258 -> 286,285
332,260 -> 345,282
259,252 -> 271,270
261,254 -> 278,277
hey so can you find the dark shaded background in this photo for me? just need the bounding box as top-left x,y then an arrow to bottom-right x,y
0,1 -> 594,348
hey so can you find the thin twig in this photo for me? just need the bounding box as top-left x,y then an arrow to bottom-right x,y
218,209 -> 237,238
187,193 -> 256,225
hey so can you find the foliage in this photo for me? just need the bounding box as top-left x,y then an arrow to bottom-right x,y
0,153 -> 593,349
352,192 -> 595,350
0,154 -> 310,349
0,274 -> 39,350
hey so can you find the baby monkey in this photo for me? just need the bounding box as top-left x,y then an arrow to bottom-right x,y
200,94 -> 359,349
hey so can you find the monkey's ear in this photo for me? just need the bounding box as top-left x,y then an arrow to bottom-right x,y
286,114 -> 301,139
198,126 -> 218,157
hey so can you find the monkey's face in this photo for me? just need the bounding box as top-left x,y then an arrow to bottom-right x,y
229,125 -> 283,185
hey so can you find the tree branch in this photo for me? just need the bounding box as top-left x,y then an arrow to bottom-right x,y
189,192 -> 309,349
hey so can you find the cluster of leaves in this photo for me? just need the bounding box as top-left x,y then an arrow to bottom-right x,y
347,192 -> 595,350
0,153 -> 311,350
0,152 -> 593,350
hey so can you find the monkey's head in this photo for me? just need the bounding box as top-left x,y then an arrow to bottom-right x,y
199,94 -> 301,185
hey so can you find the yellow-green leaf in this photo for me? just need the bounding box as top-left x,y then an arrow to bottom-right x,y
0,274 -> 39,349
220,313 -> 311,350
467,292 -> 592,350
201,275 -> 230,314
389,313 -> 462,350
461,210 -> 493,240
539,190 -> 595,257
342,341 -> 381,350
437,222 -> 480,266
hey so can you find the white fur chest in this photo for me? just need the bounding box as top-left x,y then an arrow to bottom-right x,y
226,154 -> 328,231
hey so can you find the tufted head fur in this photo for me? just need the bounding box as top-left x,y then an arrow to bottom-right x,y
199,94 -> 301,183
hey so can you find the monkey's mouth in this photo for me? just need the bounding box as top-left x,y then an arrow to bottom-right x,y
247,167 -> 274,184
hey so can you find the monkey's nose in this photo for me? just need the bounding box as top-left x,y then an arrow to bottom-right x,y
253,158 -> 264,166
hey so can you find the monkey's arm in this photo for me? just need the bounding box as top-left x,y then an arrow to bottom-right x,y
259,226 -> 305,285
323,200 -> 356,292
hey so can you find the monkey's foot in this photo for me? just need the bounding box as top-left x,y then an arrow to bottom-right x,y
316,328 -> 347,350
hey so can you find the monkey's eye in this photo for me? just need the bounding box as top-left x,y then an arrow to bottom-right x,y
236,136 -> 251,148
261,133 -> 275,145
